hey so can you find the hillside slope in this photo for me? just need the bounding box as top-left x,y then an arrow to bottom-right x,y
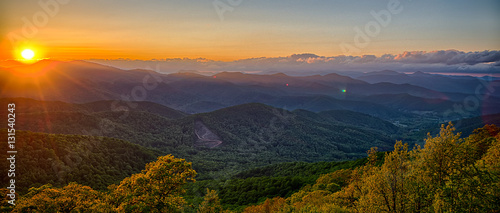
2,99 -> 397,179
0,130 -> 158,193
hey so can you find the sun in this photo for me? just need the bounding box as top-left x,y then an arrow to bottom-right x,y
21,49 -> 35,60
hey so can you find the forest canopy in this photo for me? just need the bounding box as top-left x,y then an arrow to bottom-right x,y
243,124 -> 500,212
2,124 -> 499,212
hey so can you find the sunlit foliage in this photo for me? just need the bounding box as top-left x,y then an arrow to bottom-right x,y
10,124 -> 500,212
14,155 -> 196,213
244,124 -> 500,212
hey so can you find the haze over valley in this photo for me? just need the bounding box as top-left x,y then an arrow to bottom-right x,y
1,0 -> 499,212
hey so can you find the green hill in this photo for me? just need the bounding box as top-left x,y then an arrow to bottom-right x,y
0,98 -> 187,119
0,130 -> 159,194
184,152 -> 386,210
2,99 -> 397,180
295,109 -> 399,134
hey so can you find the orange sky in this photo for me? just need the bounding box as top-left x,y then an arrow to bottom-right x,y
1,0 -> 499,61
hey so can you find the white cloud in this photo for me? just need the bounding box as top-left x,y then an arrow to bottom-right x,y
89,50 -> 500,75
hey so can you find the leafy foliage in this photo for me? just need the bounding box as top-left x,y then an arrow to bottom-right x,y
197,189 -> 225,213
13,183 -> 111,213
7,125 -> 500,212
184,153 -> 384,211
13,155 -> 196,213
110,155 -> 196,212
243,124 -> 500,212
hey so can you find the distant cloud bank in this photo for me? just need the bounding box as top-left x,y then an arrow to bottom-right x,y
90,50 -> 500,75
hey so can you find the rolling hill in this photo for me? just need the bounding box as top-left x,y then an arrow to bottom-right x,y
4,60 -> 498,118
0,129 -> 159,193
357,70 -> 500,96
2,98 -> 397,179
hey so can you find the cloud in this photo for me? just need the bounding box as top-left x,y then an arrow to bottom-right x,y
90,50 -> 500,75
289,53 -> 320,60
391,50 -> 500,65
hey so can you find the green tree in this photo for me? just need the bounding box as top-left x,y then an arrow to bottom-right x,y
13,183 -> 111,212
347,141 -> 412,213
197,188 -> 224,213
243,197 -> 286,213
329,124 -> 500,212
419,123 -> 463,188
455,125 -> 500,211
111,155 -> 196,212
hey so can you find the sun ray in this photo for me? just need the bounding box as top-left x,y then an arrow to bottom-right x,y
55,67 -> 114,100
32,79 -> 54,133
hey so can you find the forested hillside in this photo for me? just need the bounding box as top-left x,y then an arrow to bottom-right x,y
3,98 -> 398,179
243,124 -> 500,212
0,130 -> 159,193
2,124 -> 498,212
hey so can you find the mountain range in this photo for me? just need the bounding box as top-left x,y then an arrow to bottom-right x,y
2,60 -> 500,195
2,60 -> 500,121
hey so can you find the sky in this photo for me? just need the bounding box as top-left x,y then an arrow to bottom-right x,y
0,0 -> 499,73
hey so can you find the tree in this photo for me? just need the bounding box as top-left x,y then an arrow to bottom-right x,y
419,123 -> 464,187
347,141 -> 410,213
13,183 -> 111,212
243,197 -> 286,213
111,155 -> 196,212
197,188 -> 224,213
367,147 -> 378,166
0,188 -> 15,212
459,126 -> 500,211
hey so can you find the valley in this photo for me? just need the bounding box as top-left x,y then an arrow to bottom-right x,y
1,60 -> 499,212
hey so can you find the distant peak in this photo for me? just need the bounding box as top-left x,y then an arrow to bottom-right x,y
324,73 -> 343,77
170,72 -> 206,78
178,69 -> 200,74
379,70 -> 398,74
33,59 -> 60,64
366,70 -> 403,76
217,71 -> 244,76
213,72 -> 247,79
271,72 -> 288,77
412,71 -> 429,76
67,60 -> 104,67
8,59 -> 61,70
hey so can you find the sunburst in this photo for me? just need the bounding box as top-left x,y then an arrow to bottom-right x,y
21,49 -> 35,60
